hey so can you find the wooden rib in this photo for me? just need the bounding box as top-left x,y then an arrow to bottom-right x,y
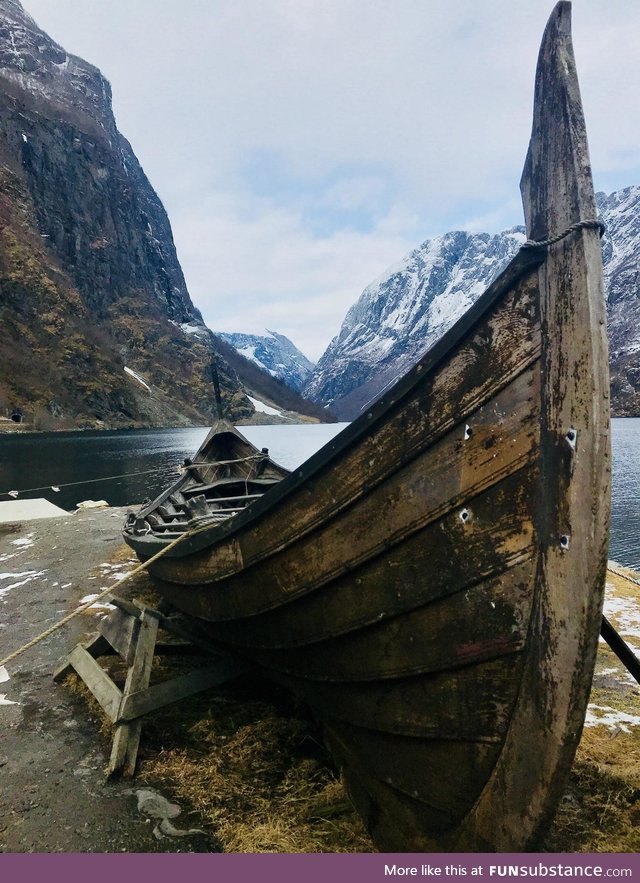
324,719 -> 501,819
243,559 -> 535,682
276,655 -> 523,740
152,271 -> 541,574
153,359 -> 540,603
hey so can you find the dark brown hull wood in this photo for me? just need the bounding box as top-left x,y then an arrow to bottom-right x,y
122,2 -> 610,852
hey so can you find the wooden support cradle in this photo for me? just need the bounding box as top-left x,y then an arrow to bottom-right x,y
53,596 -> 249,776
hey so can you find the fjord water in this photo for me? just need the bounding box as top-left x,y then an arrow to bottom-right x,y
0,419 -> 639,569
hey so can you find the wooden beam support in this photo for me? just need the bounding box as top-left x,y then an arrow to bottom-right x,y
118,657 -> 249,722
53,633 -> 112,682
108,608 -> 160,777
65,645 -> 122,721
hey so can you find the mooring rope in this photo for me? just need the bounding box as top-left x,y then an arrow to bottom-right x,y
521,217 -> 605,250
0,519 -> 213,669
607,562 -> 640,590
0,468 -> 161,499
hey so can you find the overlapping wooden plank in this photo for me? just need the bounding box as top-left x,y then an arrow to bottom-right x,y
151,276 -> 541,585
194,467 -> 536,647
325,719 -> 501,819
154,362 -> 540,624
245,559 -> 535,682
323,725 -> 454,851
276,655 -> 523,740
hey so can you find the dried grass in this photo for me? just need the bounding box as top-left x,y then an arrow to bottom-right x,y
543,726 -> 640,852
138,678 -> 372,853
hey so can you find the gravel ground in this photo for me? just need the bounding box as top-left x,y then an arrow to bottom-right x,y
0,507 -> 212,853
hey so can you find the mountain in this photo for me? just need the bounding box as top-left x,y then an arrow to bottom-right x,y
211,335 -> 335,424
305,186 -> 640,419
216,330 -> 315,392
0,0 -> 253,428
304,228 -> 526,418
599,187 -> 640,415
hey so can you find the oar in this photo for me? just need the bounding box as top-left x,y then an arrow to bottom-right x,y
600,616 -> 640,686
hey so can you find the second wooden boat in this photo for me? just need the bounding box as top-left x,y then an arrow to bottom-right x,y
123,2 -> 610,851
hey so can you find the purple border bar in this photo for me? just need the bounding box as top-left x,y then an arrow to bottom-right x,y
1,853 -> 639,883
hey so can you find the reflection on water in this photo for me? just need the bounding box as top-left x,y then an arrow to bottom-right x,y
0,418 -> 638,569
0,423 -> 347,514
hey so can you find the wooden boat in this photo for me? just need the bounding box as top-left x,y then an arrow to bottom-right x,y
125,420 -> 289,536
123,2 -> 610,851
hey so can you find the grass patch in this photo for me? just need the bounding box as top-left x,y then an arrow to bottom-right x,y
137,674 -> 372,853
543,726 -> 640,852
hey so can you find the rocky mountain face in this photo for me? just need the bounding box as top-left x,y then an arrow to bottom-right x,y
0,0 -> 252,427
216,330 -> 315,393
599,187 -> 640,415
305,186 -> 640,419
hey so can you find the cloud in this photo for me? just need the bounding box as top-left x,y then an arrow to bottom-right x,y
22,0 -> 640,358
171,190 -> 418,360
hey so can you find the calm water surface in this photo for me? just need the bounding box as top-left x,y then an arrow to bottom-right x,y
1,418 -> 638,569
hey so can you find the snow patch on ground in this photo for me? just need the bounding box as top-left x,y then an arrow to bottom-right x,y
78,593 -> 115,613
0,569 -> 47,597
124,366 -> 151,392
9,534 -> 34,548
99,562 -> 133,581
584,705 -> 640,733
247,396 -> 282,417
0,665 -> 16,705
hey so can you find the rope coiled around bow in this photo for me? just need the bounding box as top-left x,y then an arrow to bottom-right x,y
521,218 -> 605,250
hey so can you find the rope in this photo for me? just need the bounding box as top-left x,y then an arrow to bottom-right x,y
520,218 -> 605,250
0,468 -> 161,499
607,562 -> 640,590
185,455 -> 263,468
0,518 -> 214,669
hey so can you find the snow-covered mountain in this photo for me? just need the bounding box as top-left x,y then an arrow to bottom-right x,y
599,187 -> 640,415
216,330 -> 315,393
305,186 -> 640,419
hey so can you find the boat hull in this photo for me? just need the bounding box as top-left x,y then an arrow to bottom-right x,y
123,2 -> 610,852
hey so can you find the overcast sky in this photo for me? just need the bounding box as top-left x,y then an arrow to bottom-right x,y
21,1 -> 640,361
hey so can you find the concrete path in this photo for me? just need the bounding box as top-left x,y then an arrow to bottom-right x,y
0,508 -> 212,853
0,498 -> 68,523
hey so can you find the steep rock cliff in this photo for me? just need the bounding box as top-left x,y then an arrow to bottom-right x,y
0,0 -> 248,427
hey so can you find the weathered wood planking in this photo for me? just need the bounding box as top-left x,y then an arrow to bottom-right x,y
244,560 -> 535,682
144,270 -> 541,584
275,655 -> 523,740
452,2 -> 610,851
153,361 -> 541,623
189,468 -> 536,649
324,720 -> 501,817
122,1 -> 609,853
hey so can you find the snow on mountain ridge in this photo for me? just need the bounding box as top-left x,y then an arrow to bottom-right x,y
216,330 -> 315,393
305,189 -> 640,418
305,227 -> 526,410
